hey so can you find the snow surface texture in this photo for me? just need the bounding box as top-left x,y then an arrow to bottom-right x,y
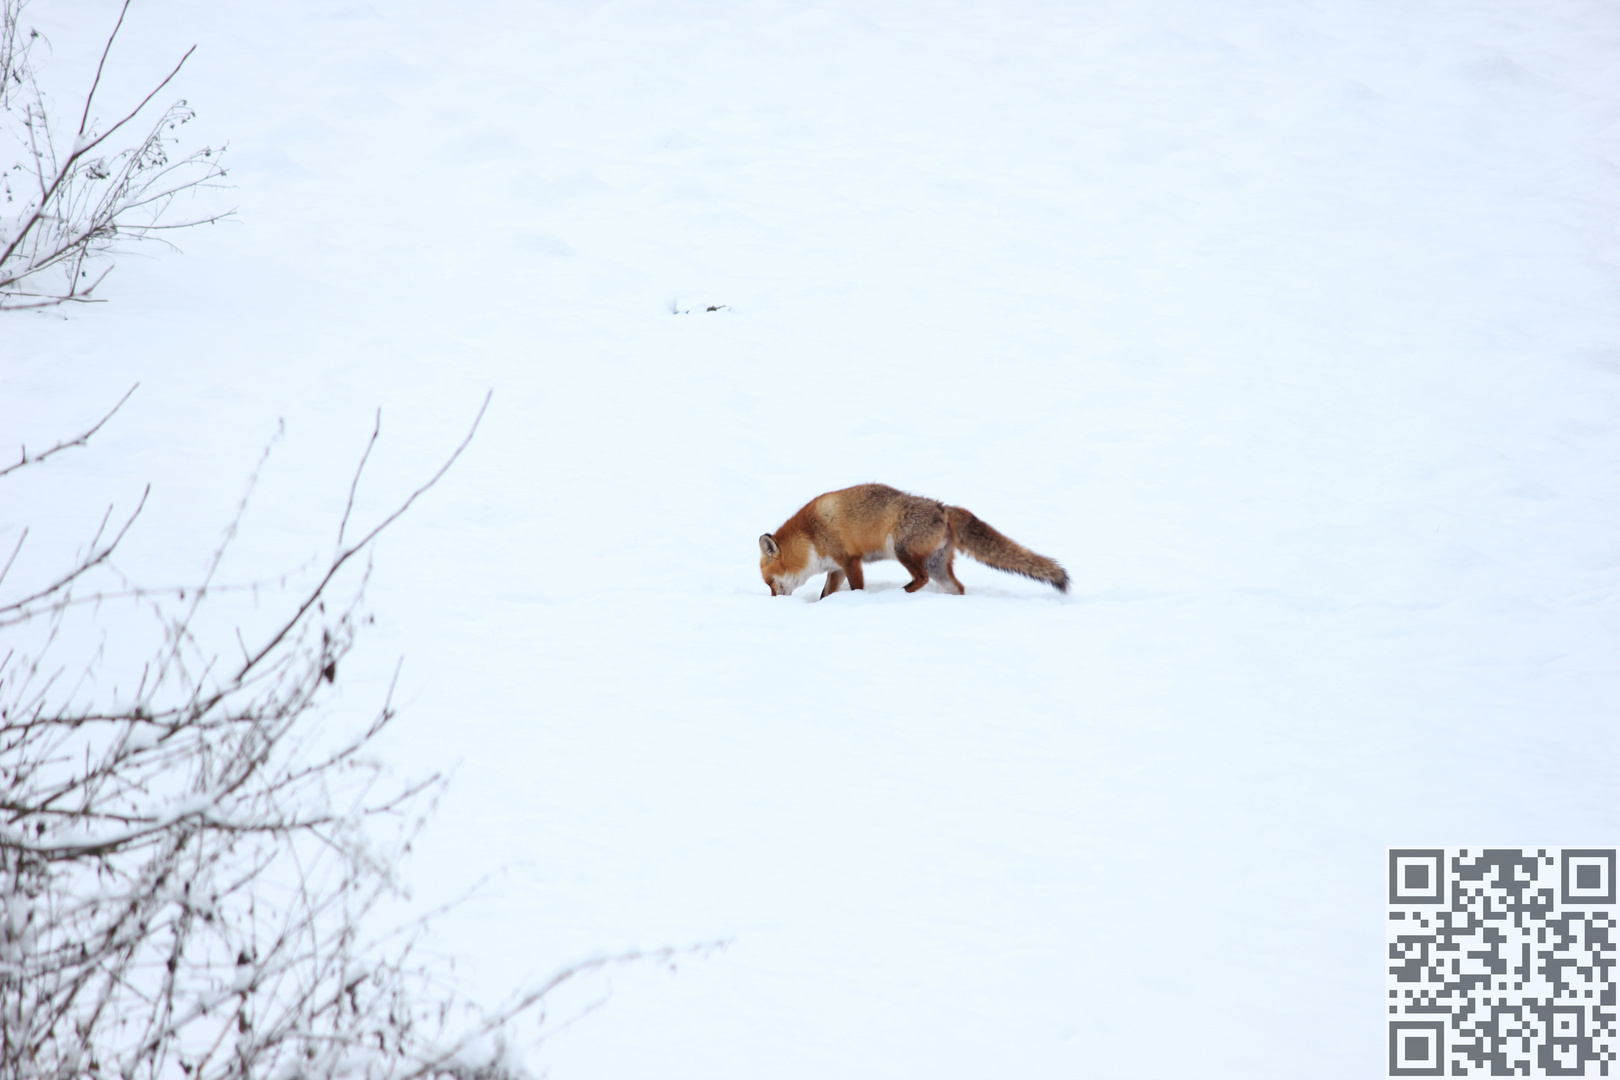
5,0 -> 1619,1076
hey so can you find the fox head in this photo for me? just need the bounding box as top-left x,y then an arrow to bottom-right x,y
759,533 -> 805,596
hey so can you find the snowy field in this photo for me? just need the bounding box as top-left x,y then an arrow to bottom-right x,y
5,0 -> 1619,1075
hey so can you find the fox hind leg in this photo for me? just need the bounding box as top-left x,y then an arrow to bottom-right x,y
820,568 -> 847,598
926,544 -> 965,594
897,549 -> 932,593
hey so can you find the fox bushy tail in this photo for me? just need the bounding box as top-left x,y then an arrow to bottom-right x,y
947,507 -> 1070,593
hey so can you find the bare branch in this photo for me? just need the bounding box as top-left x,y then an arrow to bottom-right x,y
77,0 -> 133,137
0,484 -> 147,617
68,44 -> 196,171
0,383 -> 138,479
0,527 -> 26,591
235,391 -> 491,682
338,408 -> 382,552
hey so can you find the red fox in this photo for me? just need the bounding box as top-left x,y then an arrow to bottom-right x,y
759,484 -> 1069,598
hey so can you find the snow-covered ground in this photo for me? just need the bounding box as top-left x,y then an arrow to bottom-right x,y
5,0 -> 1619,1075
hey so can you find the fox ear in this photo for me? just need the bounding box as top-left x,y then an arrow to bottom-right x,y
759,533 -> 780,558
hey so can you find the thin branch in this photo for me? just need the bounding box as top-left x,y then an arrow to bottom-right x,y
77,0 -> 133,137
338,409 -> 381,552
0,383 -> 138,479
0,527 -> 26,591
235,392 -> 490,682
0,484 -> 148,616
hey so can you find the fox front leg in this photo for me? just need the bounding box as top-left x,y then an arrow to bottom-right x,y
839,557 -> 866,591
820,568 -> 847,598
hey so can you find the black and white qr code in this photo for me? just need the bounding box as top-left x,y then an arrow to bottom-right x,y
1388,848 -> 1617,1077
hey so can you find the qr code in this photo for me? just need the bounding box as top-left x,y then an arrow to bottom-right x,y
1388,848 -> 1617,1077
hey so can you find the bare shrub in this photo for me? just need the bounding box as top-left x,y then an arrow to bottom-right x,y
0,0 -> 229,310
0,391 -> 698,1080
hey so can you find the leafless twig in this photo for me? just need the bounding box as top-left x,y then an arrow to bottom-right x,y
0,383 -> 137,479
